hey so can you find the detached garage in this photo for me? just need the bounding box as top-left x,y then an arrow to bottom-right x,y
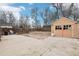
51,17 -> 78,38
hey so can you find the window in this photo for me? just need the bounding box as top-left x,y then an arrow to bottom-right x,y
63,25 -> 68,30
55,25 -> 62,30
69,25 -> 71,27
55,25 -> 71,30
63,25 -> 71,30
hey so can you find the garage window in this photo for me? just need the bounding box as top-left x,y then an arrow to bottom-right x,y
69,25 -> 71,27
55,25 -> 62,30
63,25 -> 71,30
63,25 -> 68,30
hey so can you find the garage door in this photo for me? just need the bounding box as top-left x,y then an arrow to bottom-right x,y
55,25 -> 72,37
62,25 -> 72,37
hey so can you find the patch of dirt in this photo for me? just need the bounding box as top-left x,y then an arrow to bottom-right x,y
22,31 -> 51,39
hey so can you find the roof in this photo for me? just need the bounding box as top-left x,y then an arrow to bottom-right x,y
52,17 -> 77,25
0,26 -> 12,28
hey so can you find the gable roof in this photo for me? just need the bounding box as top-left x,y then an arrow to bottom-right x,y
0,26 -> 12,28
52,17 -> 77,25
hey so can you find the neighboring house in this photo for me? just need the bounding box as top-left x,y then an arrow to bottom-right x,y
0,25 -> 13,35
51,17 -> 79,38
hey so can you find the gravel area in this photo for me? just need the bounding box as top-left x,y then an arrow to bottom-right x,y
0,32 -> 79,56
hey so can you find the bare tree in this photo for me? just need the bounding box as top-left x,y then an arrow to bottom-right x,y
40,7 -> 49,26
51,3 -> 74,18
52,3 -> 60,19
71,4 -> 79,21
61,3 -> 79,21
19,15 -> 29,33
0,10 -> 7,25
8,12 -> 16,26
31,7 -> 38,27
60,3 -> 74,17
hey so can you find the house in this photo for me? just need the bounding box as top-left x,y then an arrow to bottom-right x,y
0,25 -> 13,35
51,17 -> 79,38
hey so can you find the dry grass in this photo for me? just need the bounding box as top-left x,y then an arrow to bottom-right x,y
22,31 -> 51,39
